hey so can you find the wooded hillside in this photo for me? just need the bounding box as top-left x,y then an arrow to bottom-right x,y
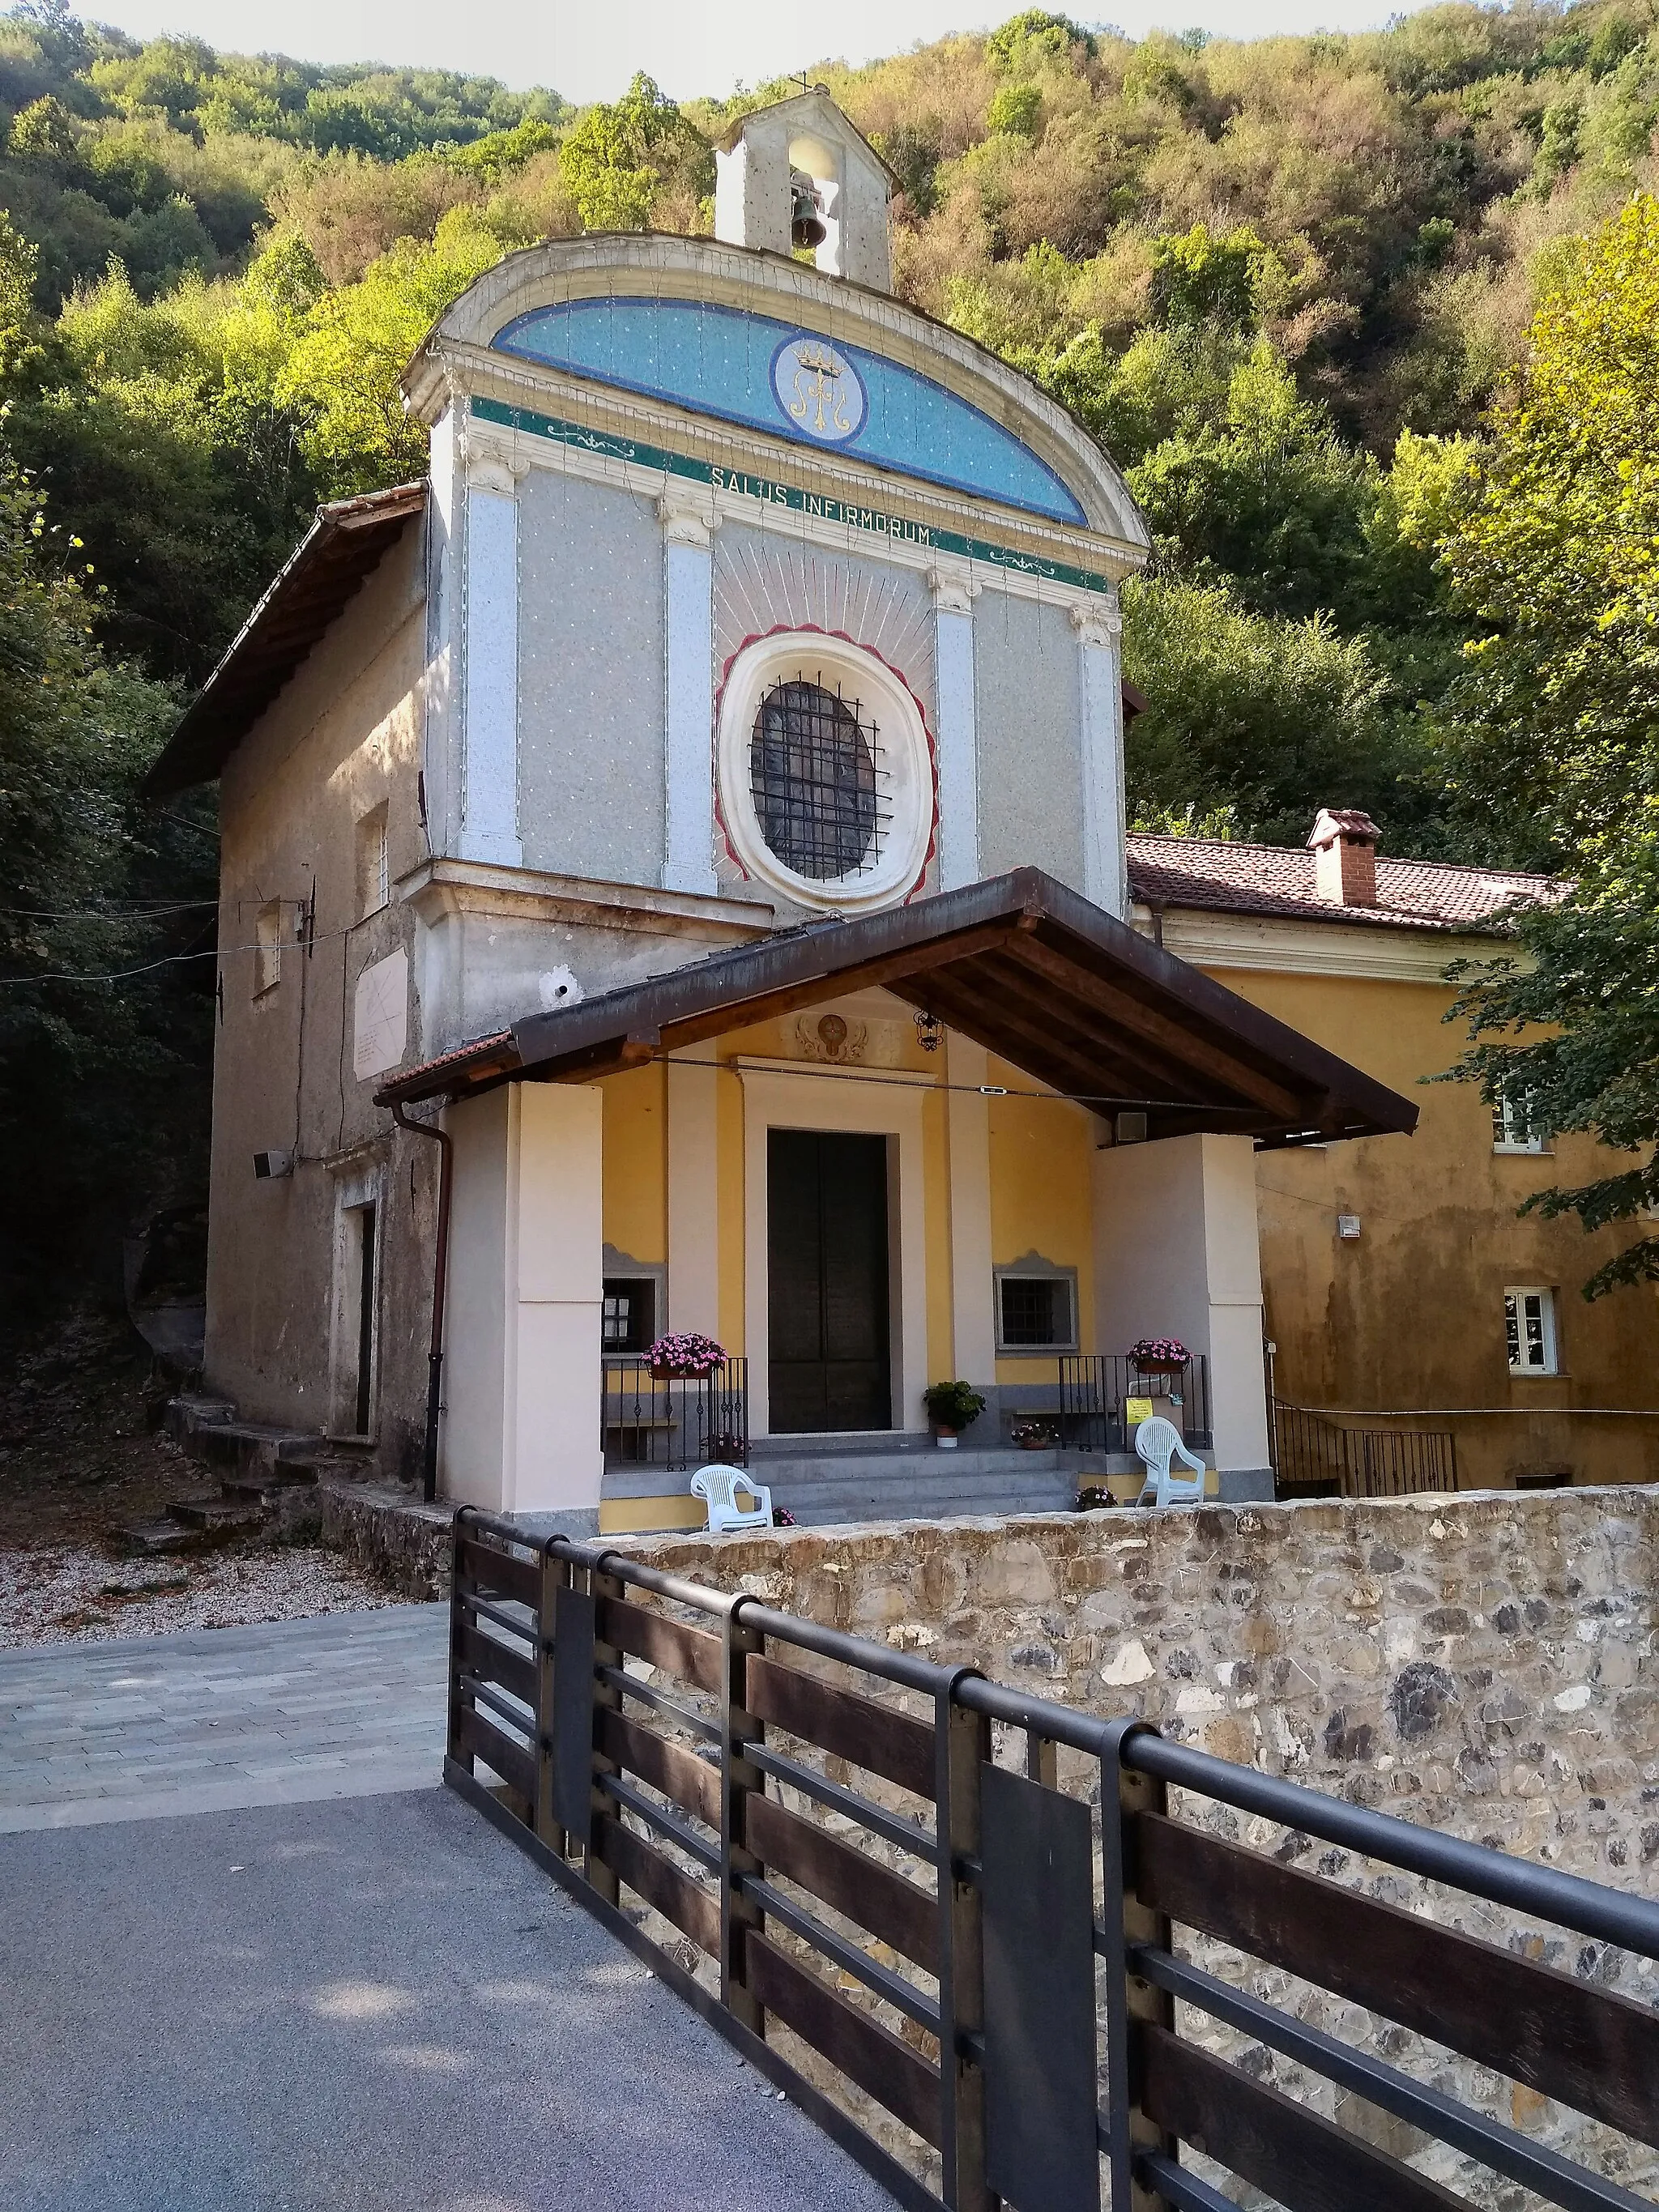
4,0 -> 1658,1315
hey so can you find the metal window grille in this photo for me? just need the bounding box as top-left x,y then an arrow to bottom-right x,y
999,1276 -> 1072,1349
749,676 -> 889,881
600,1278 -> 655,1354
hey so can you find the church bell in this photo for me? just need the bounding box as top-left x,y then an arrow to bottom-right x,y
790,171 -> 827,250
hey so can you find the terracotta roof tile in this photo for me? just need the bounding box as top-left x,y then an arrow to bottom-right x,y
1126,834 -> 1552,932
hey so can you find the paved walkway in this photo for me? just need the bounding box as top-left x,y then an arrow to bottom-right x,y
2,1788 -> 898,2212
0,1604 -> 449,1830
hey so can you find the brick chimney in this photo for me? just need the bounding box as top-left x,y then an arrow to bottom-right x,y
1307,807 -> 1380,907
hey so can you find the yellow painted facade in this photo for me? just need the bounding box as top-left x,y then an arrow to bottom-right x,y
1193,953 -> 1659,1491
593,936 -> 1659,1526
986,1055 -> 1098,1389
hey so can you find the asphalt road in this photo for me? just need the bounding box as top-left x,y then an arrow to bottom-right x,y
0,1786 -> 900,2212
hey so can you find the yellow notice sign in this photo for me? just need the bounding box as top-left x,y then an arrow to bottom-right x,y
1125,1397 -> 1154,1426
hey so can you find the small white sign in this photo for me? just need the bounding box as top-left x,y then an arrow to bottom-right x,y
1337,1213 -> 1362,1240
353,948 -> 408,1081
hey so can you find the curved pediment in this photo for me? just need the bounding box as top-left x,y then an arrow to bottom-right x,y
409,237 -> 1149,553
495,294 -> 1086,526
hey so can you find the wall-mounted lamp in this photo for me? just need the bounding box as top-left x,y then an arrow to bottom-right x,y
254,1149 -> 294,1180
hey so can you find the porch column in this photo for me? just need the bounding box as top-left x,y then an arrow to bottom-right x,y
1071,594 -> 1126,917
661,493 -> 719,897
440,1081 -> 604,1528
667,1046 -> 720,1333
1090,1132 -> 1272,1498
928,562 -> 981,892
945,1031 -> 996,1387
459,454 -> 523,867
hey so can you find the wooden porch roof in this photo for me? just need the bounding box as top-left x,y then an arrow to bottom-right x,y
374,867 -> 1418,1149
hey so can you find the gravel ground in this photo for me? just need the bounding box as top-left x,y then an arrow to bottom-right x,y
0,1541 -> 397,1649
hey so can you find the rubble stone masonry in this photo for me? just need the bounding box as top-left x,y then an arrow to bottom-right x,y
612,1487 -> 1659,2200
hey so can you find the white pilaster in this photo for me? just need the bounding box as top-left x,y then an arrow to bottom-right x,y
928,563 -> 981,892
460,454 -> 522,867
1072,595 -> 1126,917
1091,1132 -> 1271,1494
661,494 -> 719,897
945,1031 -> 997,1383
667,1047 -> 720,1334
509,1084 -> 604,1522
438,1080 -> 605,1528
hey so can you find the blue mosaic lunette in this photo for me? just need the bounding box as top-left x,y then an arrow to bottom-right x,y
491,296 -> 1089,528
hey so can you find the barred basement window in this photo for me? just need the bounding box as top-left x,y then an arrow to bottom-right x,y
994,1266 -> 1079,1353
749,676 -> 886,881
602,1276 -> 657,1354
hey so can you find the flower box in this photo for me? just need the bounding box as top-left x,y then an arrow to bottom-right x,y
646,1331 -> 727,1382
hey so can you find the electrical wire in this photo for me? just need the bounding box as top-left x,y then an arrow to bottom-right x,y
0,899 -> 219,921
0,914 -> 360,987
650,1050 -> 1267,1118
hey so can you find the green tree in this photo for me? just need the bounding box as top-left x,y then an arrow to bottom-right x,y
557,72 -> 706,232
279,207 -> 509,492
1439,194 -> 1659,1295
0,434 -> 206,1313
1121,573 -> 1406,845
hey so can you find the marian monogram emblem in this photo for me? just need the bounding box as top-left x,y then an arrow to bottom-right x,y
770,335 -> 868,446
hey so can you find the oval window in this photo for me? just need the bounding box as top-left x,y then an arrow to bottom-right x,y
748,677 -> 883,881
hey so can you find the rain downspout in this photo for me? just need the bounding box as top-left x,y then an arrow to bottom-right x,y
391,1100 -> 453,1505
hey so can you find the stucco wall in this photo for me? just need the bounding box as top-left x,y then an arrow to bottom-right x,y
516,467 -> 666,884
974,586 -> 1084,887
206,522 -> 437,1472
1205,960 -> 1659,1487
612,1487 -> 1659,2200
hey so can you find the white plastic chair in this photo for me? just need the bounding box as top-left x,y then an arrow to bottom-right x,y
689,1464 -> 774,1533
1133,1417 -> 1209,1507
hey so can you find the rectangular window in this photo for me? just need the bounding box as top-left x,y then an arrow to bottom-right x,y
1504,1286 -> 1559,1376
254,900 -> 283,995
1492,1086 -> 1549,1153
356,802 -> 390,920
995,1268 -> 1078,1353
602,1276 -> 657,1354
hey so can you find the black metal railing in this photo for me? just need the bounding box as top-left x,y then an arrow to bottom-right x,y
1058,1354 -> 1211,1455
1271,1397 -> 1456,1498
600,1357 -> 748,1473
446,1511 -> 1658,2212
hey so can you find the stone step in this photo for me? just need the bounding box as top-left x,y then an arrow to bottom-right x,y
762,1447 -> 1065,1482
117,1518 -> 198,1556
167,1494 -> 267,1532
770,1472 -> 1077,1526
221,1468 -> 321,1504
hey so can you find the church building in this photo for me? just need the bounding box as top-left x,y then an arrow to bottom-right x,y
144,91 -> 1416,1532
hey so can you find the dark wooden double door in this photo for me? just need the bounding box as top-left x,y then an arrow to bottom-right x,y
767,1129 -> 892,1434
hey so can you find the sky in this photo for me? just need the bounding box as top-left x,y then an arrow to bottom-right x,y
92,1 -> 1411,106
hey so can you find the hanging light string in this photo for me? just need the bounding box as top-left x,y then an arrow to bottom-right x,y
641,1049 -> 1272,1120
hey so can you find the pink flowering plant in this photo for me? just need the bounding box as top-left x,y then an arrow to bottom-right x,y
1129,1337 -> 1189,1366
647,1331 -> 727,1378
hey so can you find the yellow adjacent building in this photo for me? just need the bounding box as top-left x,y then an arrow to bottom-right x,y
1129,812 -> 1659,1493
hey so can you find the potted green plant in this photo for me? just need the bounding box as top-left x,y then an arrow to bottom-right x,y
1128,1336 -> 1189,1380
923,1379 -> 986,1448
1009,1418 -> 1057,1452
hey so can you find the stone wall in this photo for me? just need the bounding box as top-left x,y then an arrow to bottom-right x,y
608,1487 -> 1659,2201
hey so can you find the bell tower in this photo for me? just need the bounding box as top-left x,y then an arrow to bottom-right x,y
714,88 -> 894,292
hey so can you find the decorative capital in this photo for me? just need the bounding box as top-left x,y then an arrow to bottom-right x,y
659,492 -> 719,549
465,448 -> 527,498
1069,595 -> 1121,650
926,562 -> 980,616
